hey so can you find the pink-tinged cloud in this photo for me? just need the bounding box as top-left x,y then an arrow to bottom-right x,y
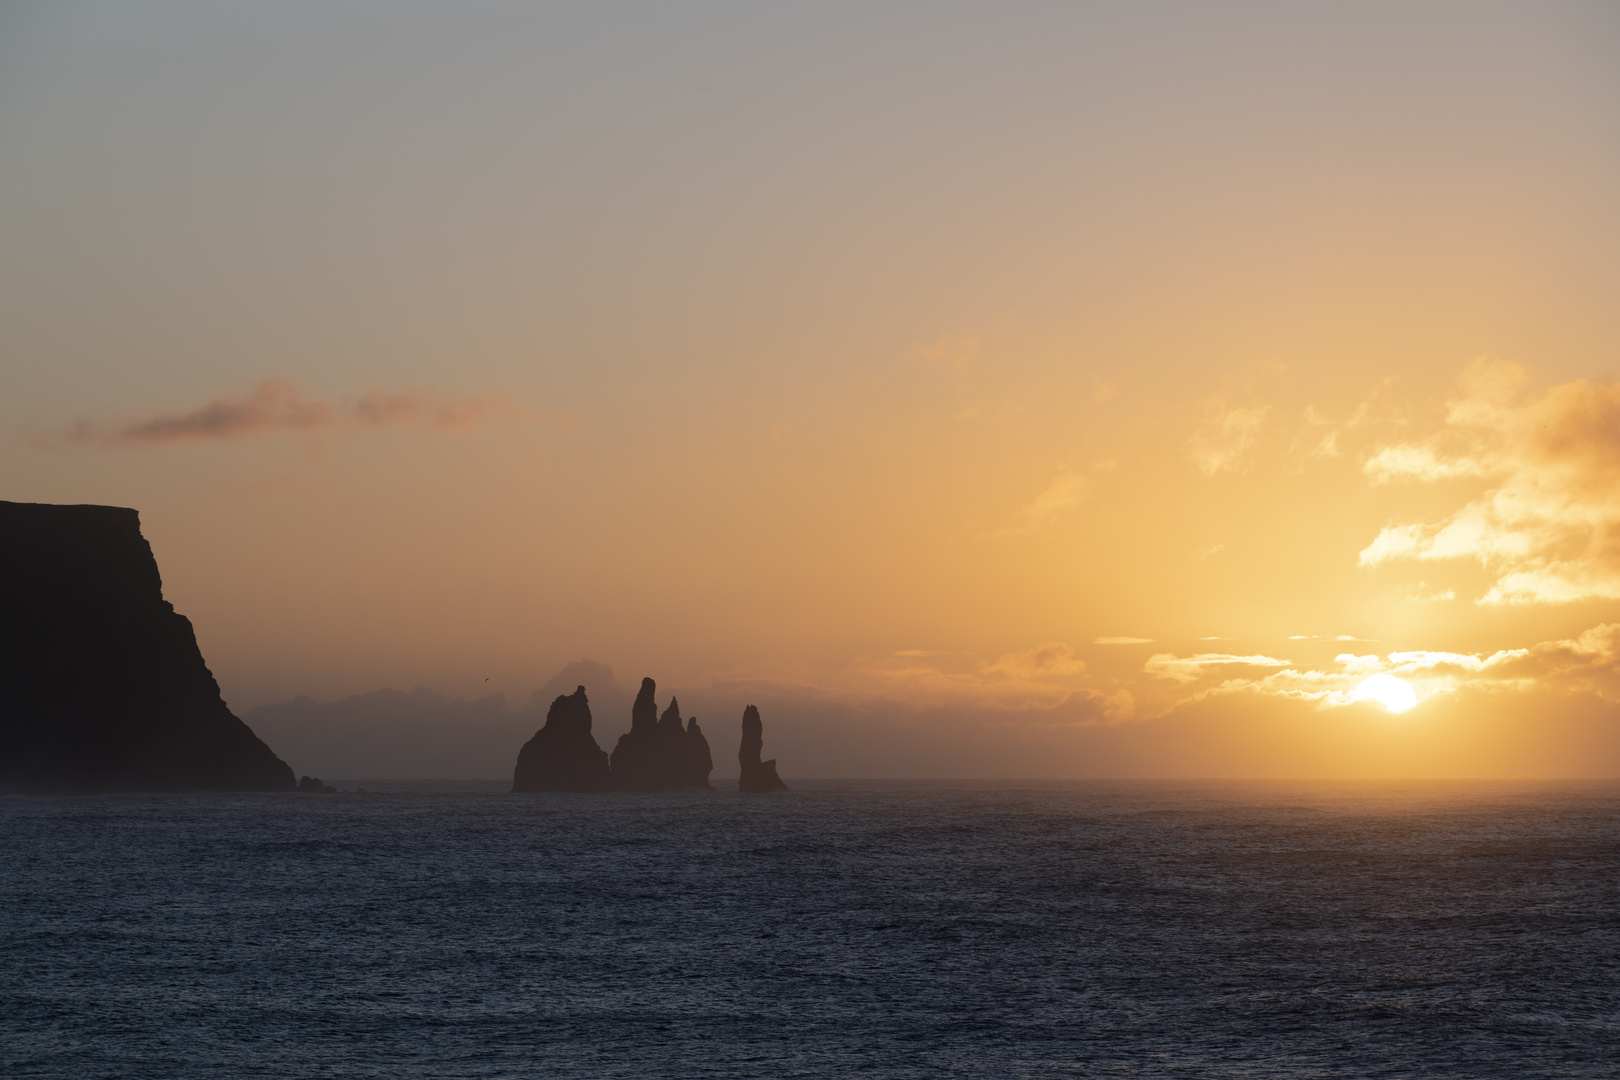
74,379 -> 523,446
348,390 -> 518,431
105,378 -> 332,444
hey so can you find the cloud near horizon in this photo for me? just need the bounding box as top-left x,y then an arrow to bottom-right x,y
859,642 -> 1135,722
1358,361 -> 1620,604
70,378 -> 525,446
1143,623 -> 1620,713
1144,653 -> 1293,684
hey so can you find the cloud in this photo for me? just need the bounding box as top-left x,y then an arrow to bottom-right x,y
859,641 -> 1135,721
1363,443 -> 1490,484
1145,623 -> 1620,712
87,378 -> 333,444
349,389 -> 518,431
1358,360 -> 1620,603
71,378 -> 523,446
1018,471 -> 1089,526
1144,653 -> 1291,684
996,469 -> 1093,535
981,642 -> 1089,681
1189,401 -> 1268,476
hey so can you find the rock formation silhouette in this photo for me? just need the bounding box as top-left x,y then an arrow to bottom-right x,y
511,685 -> 613,792
298,775 -> 336,794
607,677 -> 713,790
664,698 -> 713,789
737,705 -> 788,792
0,500 -> 296,792
679,713 -> 714,788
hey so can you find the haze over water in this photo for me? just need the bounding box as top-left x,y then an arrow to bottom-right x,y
6,780 -> 1617,1078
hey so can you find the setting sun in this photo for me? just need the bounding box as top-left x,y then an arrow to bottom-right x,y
1353,674 -> 1418,713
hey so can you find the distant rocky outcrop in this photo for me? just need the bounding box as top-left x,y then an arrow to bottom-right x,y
0,500 -> 296,793
737,705 -> 788,792
608,677 -> 713,790
511,685 -> 613,792
670,701 -> 714,789
298,775 -> 336,794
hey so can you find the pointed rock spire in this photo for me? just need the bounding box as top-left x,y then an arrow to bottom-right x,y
630,677 -> 659,735
609,678 -> 713,790
737,705 -> 788,792
679,715 -> 713,788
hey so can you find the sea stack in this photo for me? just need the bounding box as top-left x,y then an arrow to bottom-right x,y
673,704 -> 714,789
511,685 -> 613,792
737,705 -> 788,792
609,677 -> 713,790
0,500 -> 296,792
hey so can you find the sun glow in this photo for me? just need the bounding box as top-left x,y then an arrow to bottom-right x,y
1353,674 -> 1418,713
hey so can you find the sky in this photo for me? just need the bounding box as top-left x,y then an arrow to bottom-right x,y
3,1 -> 1619,777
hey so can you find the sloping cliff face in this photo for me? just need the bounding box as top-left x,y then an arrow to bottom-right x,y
511,685 -> 612,791
0,501 -> 296,792
737,705 -> 788,792
608,678 -> 713,790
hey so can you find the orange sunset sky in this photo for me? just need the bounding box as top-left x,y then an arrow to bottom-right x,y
3,1 -> 1619,776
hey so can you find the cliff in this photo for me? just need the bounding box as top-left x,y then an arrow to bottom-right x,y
608,677 -> 713,790
0,500 -> 295,792
511,685 -> 613,791
737,704 -> 788,792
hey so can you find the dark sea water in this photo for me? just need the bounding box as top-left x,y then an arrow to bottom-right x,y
3,780 -> 1617,1078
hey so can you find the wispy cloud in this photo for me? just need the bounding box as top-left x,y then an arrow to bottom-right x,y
70,378 -> 525,446
1144,653 -> 1291,684
1189,400 -> 1268,476
1358,360 -> 1620,603
348,389 -> 518,432
1015,471 -> 1090,529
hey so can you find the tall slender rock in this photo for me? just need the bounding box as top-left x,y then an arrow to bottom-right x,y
0,500 -> 295,792
737,705 -> 788,792
629,675 -> 658,736
610,677 -> 666,790
610,678 -> 713,790
511,685 -> 612,792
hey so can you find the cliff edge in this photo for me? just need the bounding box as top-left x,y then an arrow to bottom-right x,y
0,501 -> 296,792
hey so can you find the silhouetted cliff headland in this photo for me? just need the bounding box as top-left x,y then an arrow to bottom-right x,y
608,678 -> 713,790
511,685 -> 613,791
737,704 -> 789,792
0,501 -> 295,792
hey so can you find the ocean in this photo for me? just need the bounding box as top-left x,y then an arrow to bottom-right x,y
3,780 -> 1617,1078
